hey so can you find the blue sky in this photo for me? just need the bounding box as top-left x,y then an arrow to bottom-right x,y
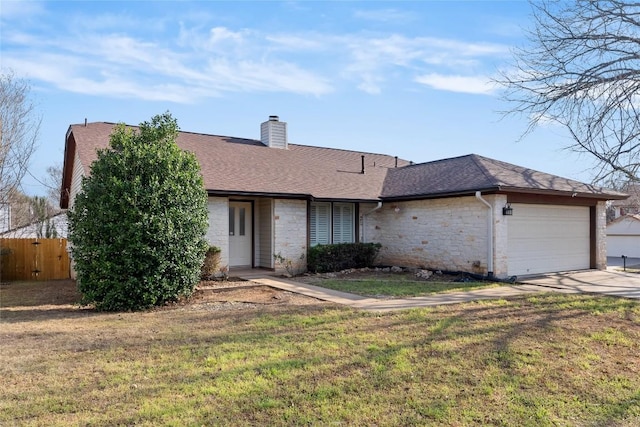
2,1 -> 597,197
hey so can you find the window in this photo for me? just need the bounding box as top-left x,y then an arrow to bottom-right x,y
239,207 -> 246,236
310,202 -> 331,246
229,207 -> 235,236
333,203 -> 354,244
310,202 -> 355,246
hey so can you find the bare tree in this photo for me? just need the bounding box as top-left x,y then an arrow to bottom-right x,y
498,1 -> 640,184
44,163 -> 62,210
0,71 -> 40,206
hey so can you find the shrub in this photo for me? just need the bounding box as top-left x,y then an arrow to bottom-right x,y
201,246 -> 221,279
68,113 -> 209,311
307,242 -> 382,273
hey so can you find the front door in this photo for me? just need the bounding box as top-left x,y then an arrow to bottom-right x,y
229,201 -> 252,267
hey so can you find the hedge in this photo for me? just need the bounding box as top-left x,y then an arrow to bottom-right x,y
307,242 -> 382,273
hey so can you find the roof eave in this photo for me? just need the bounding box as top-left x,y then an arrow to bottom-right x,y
498,187 -> 628,200
207,190 -> 312,200
311,196 -> 382,203
381,187 -> 500,202
381,185 -> 628,202
207,190 -> 382,203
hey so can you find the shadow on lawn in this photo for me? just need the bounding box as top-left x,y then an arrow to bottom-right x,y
1,280 -> 95,323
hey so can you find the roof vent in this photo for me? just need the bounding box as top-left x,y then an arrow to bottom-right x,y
261,116 -> 287,149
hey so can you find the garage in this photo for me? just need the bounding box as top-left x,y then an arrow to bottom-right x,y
507,204 -> 591,276
607,215 -> 640,258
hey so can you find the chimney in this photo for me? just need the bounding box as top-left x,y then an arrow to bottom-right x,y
260,115 -> 288,149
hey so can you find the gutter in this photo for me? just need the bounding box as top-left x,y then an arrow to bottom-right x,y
475,191 -> 494,277
361,201 -> 383,243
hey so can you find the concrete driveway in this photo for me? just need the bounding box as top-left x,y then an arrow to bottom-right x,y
522,269 -> 640,299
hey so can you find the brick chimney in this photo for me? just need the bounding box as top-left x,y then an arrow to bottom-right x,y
260,116 -> 287,149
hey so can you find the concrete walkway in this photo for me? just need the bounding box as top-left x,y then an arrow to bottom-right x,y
239,269 -> 640,312
238,273 -> 571,312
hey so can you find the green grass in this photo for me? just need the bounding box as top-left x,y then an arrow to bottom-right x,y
2,281 -> 640,426
314,277 -> 502,297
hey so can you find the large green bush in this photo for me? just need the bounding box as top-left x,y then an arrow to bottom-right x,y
68,113 -> 209,311
307,242 -> 382,273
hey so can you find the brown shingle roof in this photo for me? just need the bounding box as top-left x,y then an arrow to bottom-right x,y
67,122 -> 410,201
381,154 -> 627,200
64,124 -> 626,207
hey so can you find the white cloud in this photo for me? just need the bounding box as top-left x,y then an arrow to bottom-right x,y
339,33 -> 507,94
415,73 -> 497,95
209,27 -> 244,44
356,74 -> 383,95
204,58 -> 333,96
1,5 -> 509,100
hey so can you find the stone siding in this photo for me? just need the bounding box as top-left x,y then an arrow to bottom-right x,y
273,199 -> 308,275
595,201 -> 607,269
365,196 -> 502,275
491,194 -> 509,277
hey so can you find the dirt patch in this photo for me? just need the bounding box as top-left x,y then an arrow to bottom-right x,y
0,279 -> 326,321
176,280 -> 325,310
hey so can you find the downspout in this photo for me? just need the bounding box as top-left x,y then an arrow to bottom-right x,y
475,191 -> 494,277
362,201 -> 383,242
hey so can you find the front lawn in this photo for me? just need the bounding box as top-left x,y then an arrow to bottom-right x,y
298,270 -> 502,297
312,277 -> 502,297
1,280 -> 640,426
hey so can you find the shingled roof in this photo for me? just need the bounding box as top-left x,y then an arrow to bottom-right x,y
63,122 -> 410,205
62,123 -> 626,210
381,154 -> 627,200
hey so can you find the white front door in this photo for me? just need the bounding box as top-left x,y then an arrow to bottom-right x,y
229,201 -> 252,267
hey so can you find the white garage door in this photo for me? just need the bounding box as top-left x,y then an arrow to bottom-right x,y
508,204 -> 590,276
607,235 -> 640,258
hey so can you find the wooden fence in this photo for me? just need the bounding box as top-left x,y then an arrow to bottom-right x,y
0,238 -> 71,281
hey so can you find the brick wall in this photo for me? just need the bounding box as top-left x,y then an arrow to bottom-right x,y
206,197 -> 229,270
273,199 -> 307,275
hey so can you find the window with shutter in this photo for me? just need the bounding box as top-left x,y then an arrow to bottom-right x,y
310,202 -> 355,246
310,202 -> 331,246
333,203 -> 354,244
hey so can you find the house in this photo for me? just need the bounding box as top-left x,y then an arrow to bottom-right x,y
606,214 -> 640,258
0,212 -> 68,238
61,116 -> 627,279
610,183 -> 640,219
0,204 -> 9,233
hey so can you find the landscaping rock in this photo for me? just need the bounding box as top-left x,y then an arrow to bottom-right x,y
391,266 -> 403,273
416,269 -> 433,279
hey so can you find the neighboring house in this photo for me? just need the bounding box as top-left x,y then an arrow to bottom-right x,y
606,214 -> 640,258
610,183 -> 640,219
0,212 -> 68,238
0,204 -> 10,233
61,117 -> 627,279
